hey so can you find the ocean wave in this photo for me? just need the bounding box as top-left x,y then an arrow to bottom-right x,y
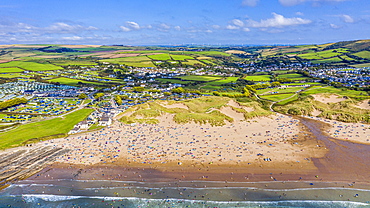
18,194 -> 370,207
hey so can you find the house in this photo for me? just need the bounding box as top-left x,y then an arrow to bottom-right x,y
99,116 -> 112,126
68,127 -> 80,134
77,120 -> 89,129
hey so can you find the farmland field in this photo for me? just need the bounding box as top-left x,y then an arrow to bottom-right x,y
48,77 -> 105,86
170,54 -> 194,60
0,61 -> 63,71
177,75 -> 221,82
260,93 -> 295,102
278,73 -> 308,80
0,108 -> 94,149
148,54 -> 172,60
312,57 -> 343,64
156,78 -> 193,84
244,75 -> 271,82
100,56 -> 151,63
123,61 -> 156,67
50,60 -> 98,66
0,67 -> 24,73
353,51 -> 370,59
181,60 -> 205,66
204,77 -> 238,86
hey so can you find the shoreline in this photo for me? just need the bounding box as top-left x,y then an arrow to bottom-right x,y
1,114 -> 370,202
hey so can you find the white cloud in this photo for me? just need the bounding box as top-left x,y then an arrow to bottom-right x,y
46,22 -> 97,33
242,0 -> 259,7
231,19 -> 244,27
279,0 -> 349,6
296,12 -> 304,16
246,13 -> 312,28
120,21 -> 141,32
61,36 -> 83,41
242,28 -> 251,32
174,26 -> 181,31
160,23 -> 171,30
212,25 -> 221,29
330,23 -> 341,28
341,14 -> 354,23
226,25 -> 239,30
126,21 -> 140,30
120,26 -> 131,32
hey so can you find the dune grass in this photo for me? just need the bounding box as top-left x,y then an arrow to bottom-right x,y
274,96 -> 370,123
120,96 -> 272,126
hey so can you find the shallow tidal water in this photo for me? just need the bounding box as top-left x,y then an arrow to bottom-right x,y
1,179 -> 370,208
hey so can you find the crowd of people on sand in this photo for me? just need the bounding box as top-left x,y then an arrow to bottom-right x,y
43,113 -> 319,167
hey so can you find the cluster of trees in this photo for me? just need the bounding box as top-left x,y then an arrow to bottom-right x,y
114,95 -> 124,105
94,93 -> 104,100
213,91 -> 249,98
171,87 -> 201,94
0,97 -> 28,111
78,93 -> 88,99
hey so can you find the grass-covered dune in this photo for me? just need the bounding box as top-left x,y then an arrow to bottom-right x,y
274,94 -> 370,123
119,96 -> 272,126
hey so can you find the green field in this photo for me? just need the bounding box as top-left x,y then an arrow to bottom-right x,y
48,77 -> 105,86
156,78 -> 193,84
177,75 -> 222,82
50,60 -> 98,66
100,56 -> 151,63
0,108 -> 94,149
301,86 -> 369,98
260,93 -> 296,102
244,75 -> 271,82
312,57 -> 343,64
170,54 -> 194,60
0,61 -> 63,71
199,59 -> 217,65
0,67 -> 24,73
123,61 -> 156,67
278,73 -> 308,80
148,53 -> 172,60
353,51 -> 370,59
204,77 -> 238,86
181,60 -> 205,66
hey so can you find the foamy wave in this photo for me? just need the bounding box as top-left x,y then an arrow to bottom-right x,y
22,194 -> 84,202
18,194 -> 370,207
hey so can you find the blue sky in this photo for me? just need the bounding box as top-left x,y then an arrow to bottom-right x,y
1,0 -> 369,45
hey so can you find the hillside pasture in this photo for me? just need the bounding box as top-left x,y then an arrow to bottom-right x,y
244,75 -> 271,82
353,51 -> 370,59
0,67 -> 24,73
0,61 -> 63,71
177,75 -> 221,82
48,77 -> 105,86
148,53 -> 172,61
278,73 -> 308,80
170,54 -> 194,61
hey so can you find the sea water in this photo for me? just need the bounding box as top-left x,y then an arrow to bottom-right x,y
1,179 -> 369,208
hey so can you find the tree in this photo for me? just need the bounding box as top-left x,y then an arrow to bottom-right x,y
133,86 -> 145,92
171,87 -> 185,94
163,92 -> 171,96
94,93 -> 104,100
271,82 -> 281,87
78,93 -> 88,99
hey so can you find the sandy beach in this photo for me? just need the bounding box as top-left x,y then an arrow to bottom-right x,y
40,113 -> 325,173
